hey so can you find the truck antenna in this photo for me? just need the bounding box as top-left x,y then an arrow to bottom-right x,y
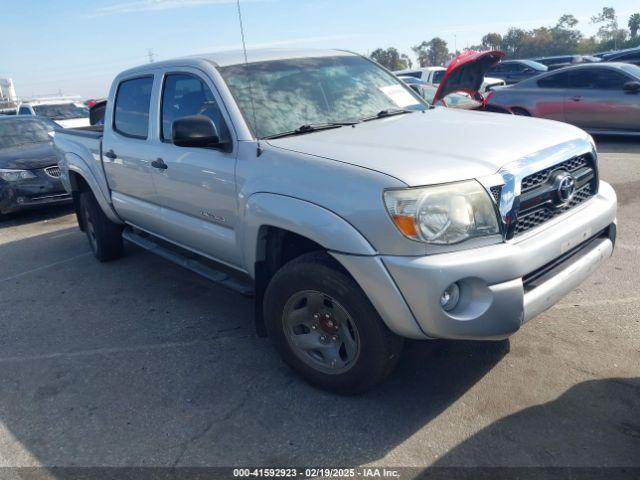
236,0 -> 262,156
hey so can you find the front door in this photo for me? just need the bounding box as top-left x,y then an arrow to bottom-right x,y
150,70 -> 241,268
564,67 -> 637,131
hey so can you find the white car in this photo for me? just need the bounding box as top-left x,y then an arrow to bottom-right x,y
17,98 -> 90,128
395,65 -> 506,92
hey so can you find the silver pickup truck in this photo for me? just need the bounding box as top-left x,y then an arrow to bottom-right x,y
54,49 -> 617,394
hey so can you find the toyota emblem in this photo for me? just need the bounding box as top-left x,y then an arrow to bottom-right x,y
555,172 -> 576,205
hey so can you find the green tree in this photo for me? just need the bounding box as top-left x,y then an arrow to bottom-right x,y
549,14 -> 582,55
591,7 -> 618,42
481,33 -> 503,50
369,47 -> 411,70
400,53 -> 413,69
501,28 -> 529,57
412,37 -> 449,66
629,13 -> 640,38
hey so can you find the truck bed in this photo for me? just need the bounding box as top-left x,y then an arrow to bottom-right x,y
55,124 -> 103,138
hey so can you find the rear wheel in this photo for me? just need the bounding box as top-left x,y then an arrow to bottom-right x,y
79,190 -> 123,262
264,252 -> 403,394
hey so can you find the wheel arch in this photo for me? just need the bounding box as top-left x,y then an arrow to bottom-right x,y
63,155 -> 123,225
243,193 -> 377,337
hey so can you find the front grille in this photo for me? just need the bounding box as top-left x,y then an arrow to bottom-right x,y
512,153 -> 597,237
514,183 -> 593,235
520,155 -> 589,193
44,166 -> 61,178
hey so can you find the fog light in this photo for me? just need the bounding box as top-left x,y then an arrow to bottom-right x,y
440,283 -> 460,312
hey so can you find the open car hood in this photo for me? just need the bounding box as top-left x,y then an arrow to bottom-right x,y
432,50 -> 505,103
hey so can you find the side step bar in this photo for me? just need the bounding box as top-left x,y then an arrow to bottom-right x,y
122,228 -> 254,297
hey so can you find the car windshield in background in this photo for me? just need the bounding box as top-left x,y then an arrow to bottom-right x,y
32,103 -> 89,120
432,70 -> 446,83
218,55 -> 426,139
0,118 -> 52,149
619,63 -> 640,78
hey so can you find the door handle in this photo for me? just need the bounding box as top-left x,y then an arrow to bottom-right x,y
571,96 -> 582,102
151,158 -> 168,170
104,149 -> 117,160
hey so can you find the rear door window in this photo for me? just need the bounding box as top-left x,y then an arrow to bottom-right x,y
113,76 -> 153,138
537,71 -> 568,88
568,69 -> 629,89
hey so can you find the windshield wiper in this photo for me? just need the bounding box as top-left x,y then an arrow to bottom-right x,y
261,121 -> 358,140
361,109 -> 414,122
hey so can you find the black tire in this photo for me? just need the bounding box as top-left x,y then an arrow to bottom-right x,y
79,190 -> 123,262
264,251 -> 403,394
511,107 -> 531,117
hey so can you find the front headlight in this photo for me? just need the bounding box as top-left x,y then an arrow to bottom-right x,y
0,169 -> 37,182
384,180 -> 500,244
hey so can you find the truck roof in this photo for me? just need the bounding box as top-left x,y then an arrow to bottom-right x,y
118,48 -> 356,77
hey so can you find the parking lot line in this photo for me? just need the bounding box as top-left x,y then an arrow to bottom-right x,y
0,251 -> 91,283
555,296 -> 640,309
0,339 -> 214,364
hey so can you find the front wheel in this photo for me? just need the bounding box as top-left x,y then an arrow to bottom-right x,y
264,252 -> 403,394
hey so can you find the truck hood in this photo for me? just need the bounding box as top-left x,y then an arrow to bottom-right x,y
433,50 -> 505,103
266,108 -> 590,186
0,142 -> 58,170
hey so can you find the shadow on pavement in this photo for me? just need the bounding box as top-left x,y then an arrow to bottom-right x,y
594,135 -> 640,154
431,377 -> 640,467
0,204 -> 74,229
0,227 -> 508,468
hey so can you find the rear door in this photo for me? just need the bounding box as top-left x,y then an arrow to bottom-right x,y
149,69 -> 241,268
564,67 -> 636,131
102,74 -> 164,232
530,71 -> 568,121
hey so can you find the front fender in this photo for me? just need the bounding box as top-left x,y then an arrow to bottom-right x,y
241,193 -> 376,277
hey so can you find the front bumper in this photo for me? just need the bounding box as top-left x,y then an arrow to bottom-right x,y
334,181 -> 616,340
0,168 -> 71,214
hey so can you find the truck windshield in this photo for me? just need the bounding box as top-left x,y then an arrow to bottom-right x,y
0,118 -> 52,149
218,55 -> 426,139
32,103 -> 89,120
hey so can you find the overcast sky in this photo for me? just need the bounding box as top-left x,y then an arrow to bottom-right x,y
1,0 -> 637,98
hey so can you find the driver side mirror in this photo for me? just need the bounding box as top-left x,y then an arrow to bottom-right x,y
172,115 -> 226,149
623,81 -> 640,93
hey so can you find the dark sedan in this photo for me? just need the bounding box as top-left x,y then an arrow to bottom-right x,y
488,60 -> 548,84
531,54 -> 601,70
601,47 -> 640,66
487,63 -> 640,135
0,116 -> 71,217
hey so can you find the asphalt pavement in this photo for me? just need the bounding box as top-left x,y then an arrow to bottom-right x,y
0,137 -> 638,471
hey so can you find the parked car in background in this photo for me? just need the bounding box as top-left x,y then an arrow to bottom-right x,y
0,116 -> 71,217
400,51 -> 511,113
18,98 -> 90,128
0,108 -> 17,116
601,47 -> 640,66
399,77 -> 480,109
488,59 -> 548,84
531,54 -> 601,70
54,49 -> 616,393
488,62 -> 640,135
395,64 -> 506,92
